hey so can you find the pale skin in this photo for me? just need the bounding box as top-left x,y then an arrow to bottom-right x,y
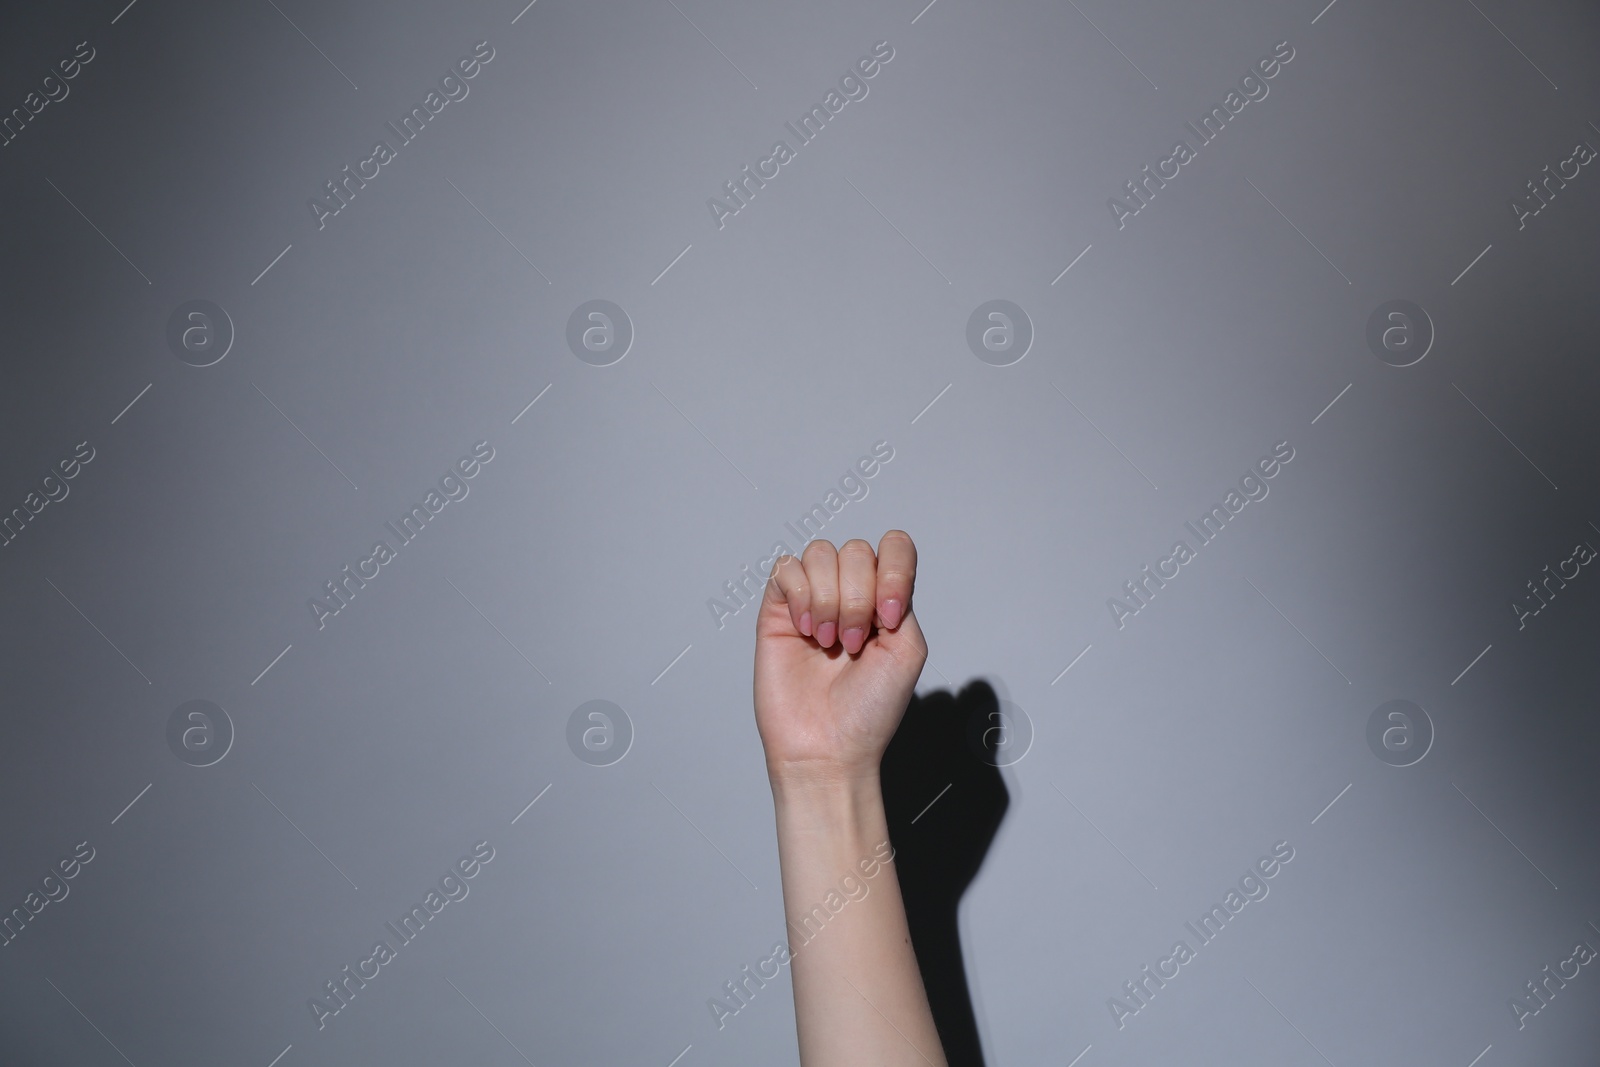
753,530 -> 949,1067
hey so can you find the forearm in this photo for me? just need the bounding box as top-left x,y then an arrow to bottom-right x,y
772,774 -> 947,1067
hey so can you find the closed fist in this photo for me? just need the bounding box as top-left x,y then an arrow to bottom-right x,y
753,531 -> 928,784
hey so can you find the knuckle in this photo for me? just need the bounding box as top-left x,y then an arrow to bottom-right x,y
801,539 -> 834,560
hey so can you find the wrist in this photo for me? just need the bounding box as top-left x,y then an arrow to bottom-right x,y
770,771 -> 886,838
768,760 -> 880,799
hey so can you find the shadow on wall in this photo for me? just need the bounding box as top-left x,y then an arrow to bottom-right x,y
881,678 -> 1010,1067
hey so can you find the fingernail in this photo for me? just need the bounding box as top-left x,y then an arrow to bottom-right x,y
799,610 -> 813,637
816,620 -> 836,648
881,598 -> 903,629
843,626 -> 866,653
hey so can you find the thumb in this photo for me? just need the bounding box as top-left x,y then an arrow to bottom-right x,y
868,604 -> 928,688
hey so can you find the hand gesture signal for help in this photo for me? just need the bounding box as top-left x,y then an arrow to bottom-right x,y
753,531 -> 928,785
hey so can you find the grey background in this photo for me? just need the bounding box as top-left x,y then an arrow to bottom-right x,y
2,0 -> 1598,1064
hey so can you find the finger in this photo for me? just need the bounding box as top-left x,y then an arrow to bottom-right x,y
802,539 -> 841,648
874,530 -> 917,630
761,553 -> 812,636
836,539 -> 878,655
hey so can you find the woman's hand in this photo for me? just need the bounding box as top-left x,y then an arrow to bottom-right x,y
753,530 -> 928,785
753,530 -> 948,1065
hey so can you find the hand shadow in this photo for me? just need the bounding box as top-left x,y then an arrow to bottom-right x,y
880,678 -> 1011,1067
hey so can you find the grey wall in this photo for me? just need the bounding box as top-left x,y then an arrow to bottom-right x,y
2,0 -> 1599,1064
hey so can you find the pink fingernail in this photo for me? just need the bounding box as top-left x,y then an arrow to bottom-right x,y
816,620 -> 836,648
882,598 -> 903,629
799,610 -> 813,637
843,626 -> 865,654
